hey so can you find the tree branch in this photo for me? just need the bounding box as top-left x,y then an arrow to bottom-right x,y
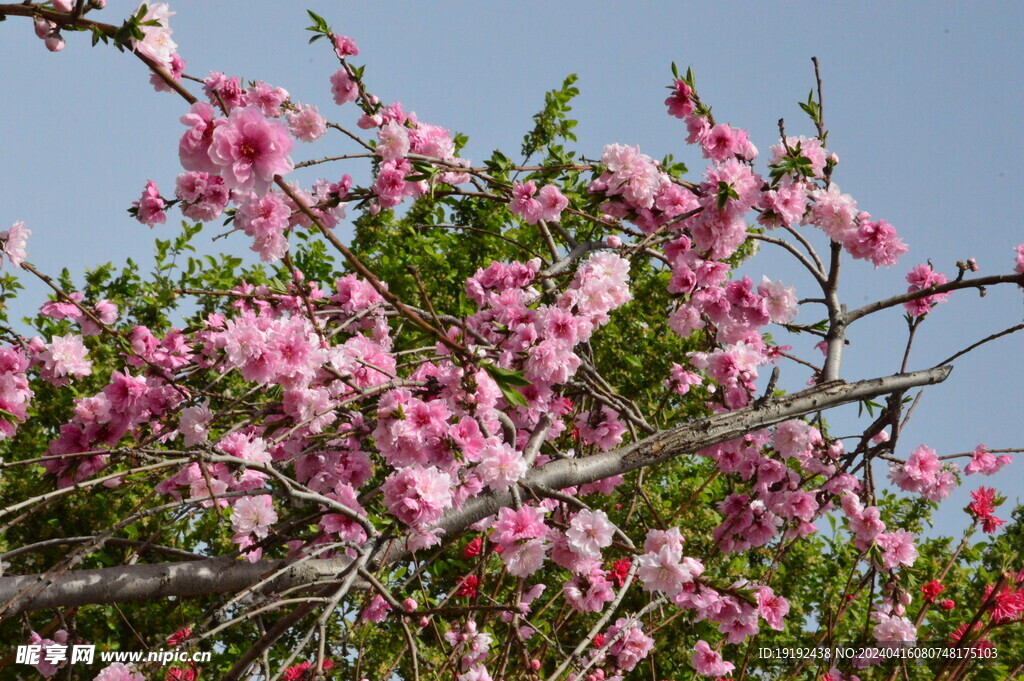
0,366 -> 951,616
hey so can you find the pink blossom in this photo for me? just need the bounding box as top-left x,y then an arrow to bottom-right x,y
606,617 -> 655,672
807,184 -> 858,242
535,184 -> 569,222
1,221 -> 30,268
759,181 -> 808,228
503,538 -> 548,577
565,509 -> 615,559
94,663 -> 146,681
702,124 -> 754,163
770,135 -> 828,179
377,121 -> 411,161
133,180 -> 166,227
176,172 -> 230,222
872,612 -> 917,644
665,78 -> 694,118
150,52 -> 185,93
231,494 -> 277,538
575,407 -> 626,451
758,277 -> 798,324
208,106 -> 294,195
382,466 -> 453,527
492,506 -> 547,546
903,264 -> 950,316
245,81 -> 289,117
40,333 -> 92,380
690,640 -> 735,677
756,586 -> 790,630
475,438 -> 527,491
330,69 -> 359,105
361,594 -> 391,623
510,181 -> 541,223
843,217 -> 907,268
1014,244 -> 1024,274
637,546 -> 703,596
965,444 -> 1012,476
332,34 -> 359,58
130,2 -> 176,69
203,72 -> 245,110
563,563 -> 616,613
179,102 -> 220,174
286,103 -> 327,142
876,529 -> 918,571
27,629 -> 69,677
178,401 -> 213,446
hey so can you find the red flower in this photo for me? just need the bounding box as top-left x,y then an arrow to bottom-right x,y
167,626 -> 192,646
939,599 -> 955,611
921,579 -> 945,603
462,536 -> 483,559
593,633 -> 606,647
610,558 -> 631,588
457,574 -> 479,598
968,487 -> 1005,533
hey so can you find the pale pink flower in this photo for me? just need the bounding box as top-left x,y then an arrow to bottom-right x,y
1,221 -> 30,268
876,530 -> 918,571
245,81 -> 289,117
637,546 -> 702,596
1014,244 -> 1024,274
690,640 -> 734,677
286,103 -> 327,142
330,69 -> 359,105
377,121 -> 410,161
475,439 -> 527,491
758,277 -> 798,324
565,509 -> 615,560
208,107 -> 294,194
807,184 -> 858,242
231,494 -> 277,538
607,618 -> 655,671
94,662 -> 146,681
130,2 -> 176,69
40,333 -> 92,380
492,505 -> 547,547
873,612 -> 917,644
178,402 -> 213,447
381,466 -> 453,527
563,563 -> 615,612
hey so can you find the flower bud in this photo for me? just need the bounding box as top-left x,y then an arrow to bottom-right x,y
45,34 -> 66,52
33,17 -> 54,39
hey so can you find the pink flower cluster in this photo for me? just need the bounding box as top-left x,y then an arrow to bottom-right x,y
965,444 -> 1012,476
887,444 -> 957,501
179,101 -> 294,196
510,181 -> 570,224
903,263 -> 950,316
0,345 -> 33,440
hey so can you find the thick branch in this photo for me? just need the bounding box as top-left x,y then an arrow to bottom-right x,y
0,365 -> 951,616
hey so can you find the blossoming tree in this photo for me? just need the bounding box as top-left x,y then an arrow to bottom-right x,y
0,3 -> 1023,681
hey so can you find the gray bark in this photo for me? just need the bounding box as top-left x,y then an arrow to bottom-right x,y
0,365 -> 951,617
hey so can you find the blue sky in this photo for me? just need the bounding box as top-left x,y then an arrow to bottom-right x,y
2,1 -> 1022,534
